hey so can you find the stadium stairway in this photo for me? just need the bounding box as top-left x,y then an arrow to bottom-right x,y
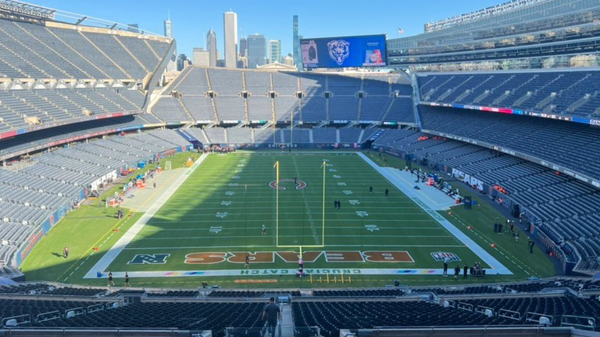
281,304 -> 294,337
78,32 -> 132,79
14,22 -> 94,79
111,35 -> 150,74
144,40 -> 161,60
44,28 -> 111,79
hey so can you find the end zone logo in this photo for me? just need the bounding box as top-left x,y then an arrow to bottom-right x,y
269,179 -> 307,190
128,254 -> 171,264
431,252 -> 461,262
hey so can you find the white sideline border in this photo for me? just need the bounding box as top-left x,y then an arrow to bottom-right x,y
85,152 -> 512,279
84,153 -> 209,279
357,152 -> 512,275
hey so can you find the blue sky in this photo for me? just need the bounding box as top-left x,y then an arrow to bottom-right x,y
29,0 -> 504,58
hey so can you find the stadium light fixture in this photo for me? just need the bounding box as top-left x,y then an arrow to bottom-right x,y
75,16 -> 87,25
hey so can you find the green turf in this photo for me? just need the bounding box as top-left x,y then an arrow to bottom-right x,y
20,152 -> 192,286
21,150 -> 557,288
365,152 -> 556,279
20,204 -> 141,285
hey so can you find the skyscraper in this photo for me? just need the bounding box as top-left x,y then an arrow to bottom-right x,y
207,29 -> 217,67
239,37 -> 248,57
283,54 -> 294,67
223,11 -> 238,68
293,15 -> 302,70
163,13 -> 172,38
177,54 -> 189,71
247,34 -> 266,69
193,48 -> 210,66
269,40 -> 281,64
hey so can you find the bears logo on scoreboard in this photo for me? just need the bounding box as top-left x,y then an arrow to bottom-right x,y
327,40 -> 350,66
431,252 -> 461,262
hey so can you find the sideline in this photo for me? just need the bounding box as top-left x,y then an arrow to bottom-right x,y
84,153 -> 209,279
85,152 -> 513,280
86,266 -> 510,279
357,152 -> 513,275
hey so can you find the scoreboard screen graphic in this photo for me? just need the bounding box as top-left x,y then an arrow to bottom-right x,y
301,34 -> 387,69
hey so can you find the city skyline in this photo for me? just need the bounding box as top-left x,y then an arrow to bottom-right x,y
163,14 -> 171,39
223,11 -> 238,68
269,39 -> 282,64
293,15 -> 301,70
206,29 -> 217,67
247,34 -> 266,69
28,0 -> 508,61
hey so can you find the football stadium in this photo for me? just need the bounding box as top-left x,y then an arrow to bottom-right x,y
0,0 -> 600,335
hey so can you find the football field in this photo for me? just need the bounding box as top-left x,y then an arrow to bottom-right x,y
86,152 -> 508,280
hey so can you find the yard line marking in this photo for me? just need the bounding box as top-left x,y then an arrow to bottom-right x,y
291,156 -> 320,245
129,234 -> 456,240
83,153 -> 209,279
148,211 -> 428,216
145,219 -> 434,225
451,211 -> 539,277
121,244 -> 468,250
358,152 -> 513,275
88,267 -> 512,279
56,208 -> 137,282
139,226 -> 443,231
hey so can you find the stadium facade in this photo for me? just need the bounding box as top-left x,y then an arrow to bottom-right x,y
388,0 -> 600,71
1,0 -> 600,336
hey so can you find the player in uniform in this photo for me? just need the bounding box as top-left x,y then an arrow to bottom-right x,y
262,224 -> 267,236
63,246 -> 70,259
244,255 -> 250,269
125,272 -> 131,288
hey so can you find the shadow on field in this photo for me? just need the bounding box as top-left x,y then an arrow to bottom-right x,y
22,149 -> 377,289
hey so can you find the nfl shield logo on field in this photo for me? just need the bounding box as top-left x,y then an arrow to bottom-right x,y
128,254 -> 170,265
431,252 -> 461,262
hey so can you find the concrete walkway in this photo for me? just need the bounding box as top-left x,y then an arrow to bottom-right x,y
358,152 -> 512,275
120,168 -> 186,212
280,304 -> 294,337
84,154 -> 208,279
383,167 -> 457,211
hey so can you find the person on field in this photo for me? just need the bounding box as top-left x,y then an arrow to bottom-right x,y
63,246 -> 70,259
125,272 -> 131,288
108,271 -> 114,287
443,260 -> 448,277
454,265 -> 460,280
245,255 -> 250,269
529,239 -> 535,254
